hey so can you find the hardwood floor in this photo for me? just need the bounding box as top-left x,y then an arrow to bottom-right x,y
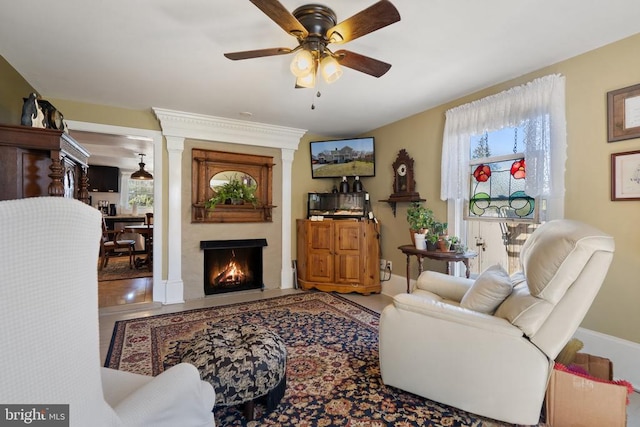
98,277 -> 153,308
97,287 -> 640,426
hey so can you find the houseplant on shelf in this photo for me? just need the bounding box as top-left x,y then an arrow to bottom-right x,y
205,176 -> 258,211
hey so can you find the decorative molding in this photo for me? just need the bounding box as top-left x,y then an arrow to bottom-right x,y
166,136 -> 185,304
280,148 -> 295,289
152,108 -> 306,299
153,108 -> 306,150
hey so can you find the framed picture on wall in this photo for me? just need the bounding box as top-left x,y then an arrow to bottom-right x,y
611,150 -> 640,201
607,83 -> 640,142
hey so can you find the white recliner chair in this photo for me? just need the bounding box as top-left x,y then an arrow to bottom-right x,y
0,197 -> 215,427
379,219 -> 614,425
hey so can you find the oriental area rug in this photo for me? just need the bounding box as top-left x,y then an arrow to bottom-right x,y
98,254 -> 152,281
105,292 -> 539,427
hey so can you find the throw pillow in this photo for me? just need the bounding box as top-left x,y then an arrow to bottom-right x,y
460,264 -> 513,313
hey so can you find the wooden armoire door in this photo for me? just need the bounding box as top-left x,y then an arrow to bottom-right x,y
333,221 -> 363,284
306,220 -> 334,283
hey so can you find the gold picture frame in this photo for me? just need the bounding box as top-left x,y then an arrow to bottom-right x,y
607,83 -> 640,142
611,150 -> 640,201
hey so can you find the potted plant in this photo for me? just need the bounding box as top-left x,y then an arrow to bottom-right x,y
432,221 -> 448,237
449,236 -> 463,253
406,202 -> 435,243
205,176 -> 258,211
437,236 -> 450,252
426,233 -> 439,251
407,202 -> 434,233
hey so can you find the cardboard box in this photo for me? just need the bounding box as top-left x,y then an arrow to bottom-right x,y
545,367 -> 628,426
572,352 -> 613,381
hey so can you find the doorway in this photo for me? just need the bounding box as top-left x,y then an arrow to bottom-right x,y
66,120 -> 163,307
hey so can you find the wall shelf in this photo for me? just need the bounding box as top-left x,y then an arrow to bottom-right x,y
379,194 -> 425,217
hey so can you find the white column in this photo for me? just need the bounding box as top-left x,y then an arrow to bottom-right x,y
165,136 -> 185,303
280,148 -> 295,289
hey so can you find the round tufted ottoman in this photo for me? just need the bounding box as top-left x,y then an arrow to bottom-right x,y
169,324 -> 287,421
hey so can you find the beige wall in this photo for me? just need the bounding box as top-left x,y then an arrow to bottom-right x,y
0,56 -> 36,124
290,132 -> 338,246
2,32 -> 639,343
365,32 -> 640,344
46,99 -> 160,131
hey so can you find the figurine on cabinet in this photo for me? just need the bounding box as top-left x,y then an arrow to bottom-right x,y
21,93 -> 45,128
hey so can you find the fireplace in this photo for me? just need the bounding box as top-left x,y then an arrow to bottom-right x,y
200,239 -> 267,295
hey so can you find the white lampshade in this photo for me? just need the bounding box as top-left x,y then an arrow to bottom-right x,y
320,55 -> 343,84
290,50 -> 314,77
296,71 -> 316,88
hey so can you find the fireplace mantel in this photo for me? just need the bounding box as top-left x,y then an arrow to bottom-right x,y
153,108 -> 306,304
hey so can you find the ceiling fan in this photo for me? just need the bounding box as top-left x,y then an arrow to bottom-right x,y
224,0 -> 401,88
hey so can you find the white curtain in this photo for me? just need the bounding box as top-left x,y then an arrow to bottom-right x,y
441,74 -> 567,220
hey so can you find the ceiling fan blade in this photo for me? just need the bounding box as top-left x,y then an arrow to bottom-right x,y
224,47 -> 292,60
335,50 -> 391,78
327,0 -> 400,44
249,0 -> 308,38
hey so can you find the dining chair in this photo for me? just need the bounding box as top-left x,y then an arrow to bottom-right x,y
100,218 -> 135,270
144,213 -> 153,271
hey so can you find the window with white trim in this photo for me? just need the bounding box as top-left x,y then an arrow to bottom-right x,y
440,74 -> 566,275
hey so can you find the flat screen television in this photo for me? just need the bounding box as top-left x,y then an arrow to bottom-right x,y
310,137 -> 375,179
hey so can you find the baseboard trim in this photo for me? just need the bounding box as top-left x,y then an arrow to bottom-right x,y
381,273 -> 640,390
573,327 -> 640,391
380,272 -> 408,297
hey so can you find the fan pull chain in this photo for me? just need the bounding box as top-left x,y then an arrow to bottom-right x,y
311,91 -> 321,110
513,128 -> 518,154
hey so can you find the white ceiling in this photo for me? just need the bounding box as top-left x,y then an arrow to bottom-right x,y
2,0 -> 639,169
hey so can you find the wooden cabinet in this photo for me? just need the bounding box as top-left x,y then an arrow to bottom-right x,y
0,124 -> 90,203
296,219 -> 381,295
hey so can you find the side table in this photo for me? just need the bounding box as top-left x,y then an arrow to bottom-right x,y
398,245 -> 478,293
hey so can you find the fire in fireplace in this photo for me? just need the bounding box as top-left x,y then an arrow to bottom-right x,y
200,239 -> 267,295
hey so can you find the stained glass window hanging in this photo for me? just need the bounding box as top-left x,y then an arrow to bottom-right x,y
466,126 -> 538,221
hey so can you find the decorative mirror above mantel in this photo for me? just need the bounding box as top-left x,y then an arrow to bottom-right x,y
192,148 -> 275,223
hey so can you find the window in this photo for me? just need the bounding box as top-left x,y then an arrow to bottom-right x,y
127,179 -> 154,211
440,74 -> 566,276
467,125 -> 537,221
119,173 -> 154,215
441,74 -> 566,230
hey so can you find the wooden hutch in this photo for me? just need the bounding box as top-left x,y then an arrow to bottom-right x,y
0,124 -> 90,203
296,218 -> 381,295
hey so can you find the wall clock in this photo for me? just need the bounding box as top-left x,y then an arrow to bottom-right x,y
391,149 -> 419,198
380,149 -> 423,216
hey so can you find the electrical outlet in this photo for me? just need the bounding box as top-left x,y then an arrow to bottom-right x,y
380,259 -> 386,270
386,260 -> 392,271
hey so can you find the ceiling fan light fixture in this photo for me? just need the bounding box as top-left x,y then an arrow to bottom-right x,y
328,31 -> 343,44
320,55 -> 342,84
130,153 -> 153,180
290,49 -> 315,77
296,68 -> 317,88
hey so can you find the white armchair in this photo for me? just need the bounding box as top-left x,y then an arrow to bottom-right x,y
0,197 -> 215,427
379,219 -> 614,425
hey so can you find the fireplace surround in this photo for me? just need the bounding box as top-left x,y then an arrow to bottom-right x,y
201,239 -> 267,295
